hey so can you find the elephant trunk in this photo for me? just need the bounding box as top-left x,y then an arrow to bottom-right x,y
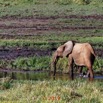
51,52 -> 58,76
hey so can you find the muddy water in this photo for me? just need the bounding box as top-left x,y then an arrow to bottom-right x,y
0,69 -> 103,81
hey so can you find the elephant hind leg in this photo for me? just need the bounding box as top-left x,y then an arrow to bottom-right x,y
87,65 -> 94,81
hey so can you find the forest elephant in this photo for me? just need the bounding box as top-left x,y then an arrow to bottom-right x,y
51,41 -> 96,81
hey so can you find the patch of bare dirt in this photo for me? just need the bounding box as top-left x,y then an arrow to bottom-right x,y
0,47 -> 52,59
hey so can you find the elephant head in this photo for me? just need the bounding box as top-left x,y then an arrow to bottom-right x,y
51,41 -> 74,76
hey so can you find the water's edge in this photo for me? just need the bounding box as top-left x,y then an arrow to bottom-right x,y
0,69 -> 103,80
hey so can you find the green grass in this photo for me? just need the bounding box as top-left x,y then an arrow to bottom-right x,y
0,56 -> 50,70
0,0 -> 103,6
0,0 -> 103,18
0,35 -> 103,49
0,79 -> 103,103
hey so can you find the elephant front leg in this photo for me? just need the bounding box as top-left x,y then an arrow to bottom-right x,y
77,66 -> 83,77
89,68 -> 94,81
69,63 -> 74,80
53,56 -> 59,76
68,55 -> 74,80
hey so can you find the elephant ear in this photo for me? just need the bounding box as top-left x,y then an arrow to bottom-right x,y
63,41 -> 74,57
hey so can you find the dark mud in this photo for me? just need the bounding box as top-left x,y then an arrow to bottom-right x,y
0,47 -> 102,59
0,48 -> 52,59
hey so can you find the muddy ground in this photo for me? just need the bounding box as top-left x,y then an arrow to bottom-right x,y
0,48 -> 102,59
0,48 -> 52,59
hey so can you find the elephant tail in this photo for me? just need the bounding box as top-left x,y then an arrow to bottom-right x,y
89,44 -> 96,65
91,48 -> 96,57
87,43 -> 96,57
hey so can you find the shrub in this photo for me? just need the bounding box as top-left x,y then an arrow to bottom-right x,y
54,0 -> 72,5
73,0 -> 90,4
0,77 -> 12,90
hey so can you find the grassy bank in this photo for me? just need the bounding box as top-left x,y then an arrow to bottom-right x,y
0,79 -> 103,103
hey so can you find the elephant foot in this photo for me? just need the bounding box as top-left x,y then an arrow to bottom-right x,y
83,73 -> 88,78
79,72 -> 88,78
89,77 -> 94,81
69,76 -> 74,80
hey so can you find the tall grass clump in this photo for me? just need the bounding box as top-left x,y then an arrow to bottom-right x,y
93,57 -> 103,72
14,56 -> 50,70
90,0 -> 103,5
54,0 -> 72,5
0,77 -> 12,90
55,58 -> 68,73
72,0 -> 90,4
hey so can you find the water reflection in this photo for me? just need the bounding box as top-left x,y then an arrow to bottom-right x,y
0,71 -> 49,80
0,70 -> 103,81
